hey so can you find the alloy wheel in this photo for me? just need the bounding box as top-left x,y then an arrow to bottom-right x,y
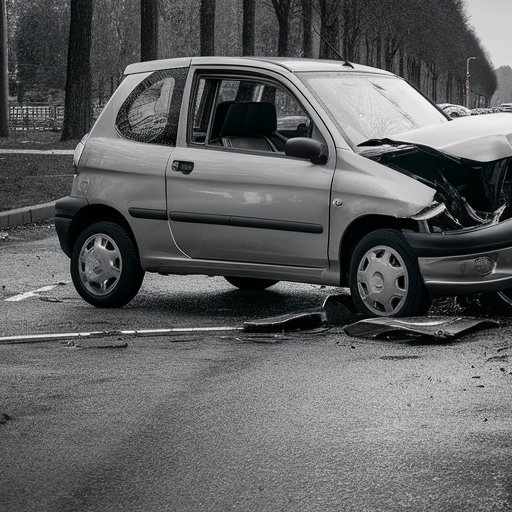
356,245 -> 409,316
78,233 -> 122,296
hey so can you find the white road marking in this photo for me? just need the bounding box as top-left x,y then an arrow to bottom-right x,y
5,285 -> 59,302
0,327 -> 243,344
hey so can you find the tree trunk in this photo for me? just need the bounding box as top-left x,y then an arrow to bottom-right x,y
375,37 -> 382,69
277,17 -> 289,56
242,0 -> 255,55
364,36 -> 372,66
301,0 -> 312,58
61,0 -> 93,141
98,76 -> 103,106
411,59 -> 421,89
384,38 -> 399,72
430,63 -> 438,102
271,1 -> 291,57
200,0 -> 216,56
446,72 -> 452,103
0,0 -> 8,137
398,48 -> 404,77
141,0 -> 158,62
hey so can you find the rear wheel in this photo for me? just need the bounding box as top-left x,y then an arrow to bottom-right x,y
225,276 -> 278,291
349,229 -> 430,317
71,221 -> 145,308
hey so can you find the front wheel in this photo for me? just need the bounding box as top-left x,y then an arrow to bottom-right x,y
224,276 -> 278,291
349,229 -> 430,317
71,221 -> 145,308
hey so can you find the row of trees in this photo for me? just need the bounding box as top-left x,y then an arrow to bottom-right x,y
5,0 -> 498,140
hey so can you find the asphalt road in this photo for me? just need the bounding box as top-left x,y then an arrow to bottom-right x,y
1,224 -> 512,511
0,223 -> 334,337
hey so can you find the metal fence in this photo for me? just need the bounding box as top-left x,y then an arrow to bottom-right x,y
8,105 -> 65,132
8,104 -> 106,132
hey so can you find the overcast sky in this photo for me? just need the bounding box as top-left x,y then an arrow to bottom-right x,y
464,0 -> 511,69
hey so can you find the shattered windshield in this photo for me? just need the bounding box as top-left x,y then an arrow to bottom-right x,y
298,72 -> 448,146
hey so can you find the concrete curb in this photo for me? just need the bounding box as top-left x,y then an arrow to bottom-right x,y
0,200 -> 57,229
0,149 -> 74,155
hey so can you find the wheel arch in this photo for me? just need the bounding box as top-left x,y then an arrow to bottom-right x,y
338,214 -> 417,287
69,204 -> 139,258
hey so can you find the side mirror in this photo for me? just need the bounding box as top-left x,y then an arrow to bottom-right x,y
285,137 -> 328,165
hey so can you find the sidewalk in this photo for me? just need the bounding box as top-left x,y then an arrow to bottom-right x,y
0,148 -> 74,229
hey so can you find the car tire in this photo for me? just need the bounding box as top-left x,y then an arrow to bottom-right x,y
71,221 -> 145,308
480,290 -> 512,315
225,276 -> 279,291
349,229 -> 431,317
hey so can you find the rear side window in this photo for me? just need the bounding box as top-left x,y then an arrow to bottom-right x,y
116,68 -> 187,145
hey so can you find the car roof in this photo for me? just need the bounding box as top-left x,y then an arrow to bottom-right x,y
124,56 -> 395,77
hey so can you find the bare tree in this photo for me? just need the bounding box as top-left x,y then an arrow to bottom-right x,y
301,0 -> 312,58
341,0 -> 364,62
318,0 -> 341,59
61,0 -> 93,141
270,0 -> 293,56
0,0 -> 8,137
242,0 -> 255,55
141,0 -> 158,61
200,0 -> 215,55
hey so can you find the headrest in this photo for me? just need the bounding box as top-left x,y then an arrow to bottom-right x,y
210,101 -> 234,140
221,102 -> 277,137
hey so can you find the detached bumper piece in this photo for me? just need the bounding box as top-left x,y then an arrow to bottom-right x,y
404,219 -> 512,294
345,316 -> 499,341
243,311 -> 325,333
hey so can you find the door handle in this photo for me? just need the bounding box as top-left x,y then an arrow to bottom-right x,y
172,160 -> 194,175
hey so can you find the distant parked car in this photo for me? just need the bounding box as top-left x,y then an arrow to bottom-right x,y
471,107 -> 508,115
437,103 -> 471,118
56,57 -> 512,317
500,103 -> 512,112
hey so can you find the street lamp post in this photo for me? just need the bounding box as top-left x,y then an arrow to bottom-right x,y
0,0 -> 8,137
466,57 -> 476,109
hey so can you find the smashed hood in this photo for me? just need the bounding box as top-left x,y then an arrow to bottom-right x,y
359,115 -> 512,230
361,113 -> 512,163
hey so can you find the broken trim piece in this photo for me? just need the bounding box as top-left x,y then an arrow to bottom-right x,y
243,311 -> 325,333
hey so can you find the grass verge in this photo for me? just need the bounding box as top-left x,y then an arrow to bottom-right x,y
0,154 -> 74,211
0,131 -> 79,150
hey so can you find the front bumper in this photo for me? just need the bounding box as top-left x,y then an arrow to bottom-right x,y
404,218 -> 512,294
417,246 -> 512,294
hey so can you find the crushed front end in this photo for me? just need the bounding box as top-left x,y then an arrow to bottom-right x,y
360,137 -> 512,295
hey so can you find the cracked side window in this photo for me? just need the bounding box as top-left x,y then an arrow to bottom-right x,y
116,68 -> 187,145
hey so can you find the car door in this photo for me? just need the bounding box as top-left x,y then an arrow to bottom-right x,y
166,72 -> 336,269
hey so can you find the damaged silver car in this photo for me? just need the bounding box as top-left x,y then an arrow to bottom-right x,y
55,57 -> 512,317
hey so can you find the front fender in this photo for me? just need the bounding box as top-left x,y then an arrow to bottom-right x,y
328,149 -> 435,264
